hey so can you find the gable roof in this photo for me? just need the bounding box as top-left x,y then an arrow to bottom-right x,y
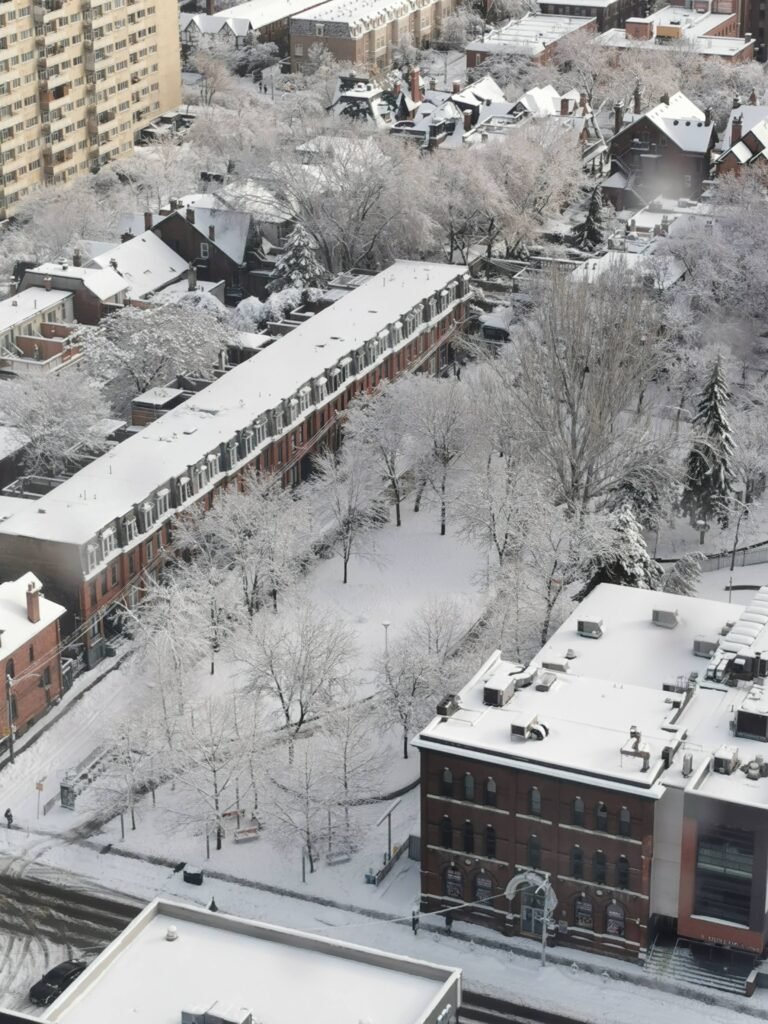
90,232 -> 189,298
615,92 -> 712,153
22,263 -> 127,302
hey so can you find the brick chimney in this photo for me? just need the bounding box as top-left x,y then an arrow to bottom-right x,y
633,82 -> 641,115
732,113 -> 743,145
749,87 -> 757,105
208,224 -> 215,242
579,92 -> 587,111
186,207 -> 196,225
452,79 -> 461,94
73,248 -> 82,267
560,96 -> 569,116
187,262 -> 198,292
463,109 -> 472,132
206,0 -> 214,13
393,81 -> 401,96
704,106 -> 712,126
144,211 -> 153,231
43,276 -> 52,291
613,100 -> 624,135
410,67 -> 421,105
26,581 -> 40,625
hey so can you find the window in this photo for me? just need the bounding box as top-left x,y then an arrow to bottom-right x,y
123,515 -> 137,543
617,854 -> 630,889
619,806 -> 631,837
100,527 -> 116,559
694,826 -> 753,926
207,453 -> 220,478
27,644 -> 34,662
463,772 -> 474,802
528,834 -> 541,869
529,786 -> 541,817
475,873 -> 493,901
571,845 -> 583,879
86,542 -> 99,572
593,850 -> 607,885
596,801 -> 608,832
156,488 -> 170,516
111,563 -> 118,587
605,902 -> 625,937
101,570 -> 109,595
574,897 -> 594,929
441,767 -> 453,798
573,796 -> 584,827
485,825 -> 496,859
200,241 -> 209,258
89,581 -> 97,606
145,538 -> 153,561
463,820 -> 474,854
141,501 -> 155,531
444,866 -> 462,899
484,777 -> 496,807
177,477 -> 191,503
440,815 -> 452,849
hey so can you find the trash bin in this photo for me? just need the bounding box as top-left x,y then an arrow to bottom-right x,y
183,866 -> 204,885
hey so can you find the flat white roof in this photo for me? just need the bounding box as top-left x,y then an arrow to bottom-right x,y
470,13 -> 595,53
24,263 -> 127,303
0,288 -> 72,334
0,261 -> 464,548
217,0 -> 320,27
291,0 -> 426,30
46,900 -> 460,1024
0,572 -> 65,655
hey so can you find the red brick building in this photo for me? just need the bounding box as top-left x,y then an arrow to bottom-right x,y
0,262 -> 469,668
0,572 -> 66,749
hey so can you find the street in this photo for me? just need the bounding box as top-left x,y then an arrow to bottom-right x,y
0,852 -> 140,1015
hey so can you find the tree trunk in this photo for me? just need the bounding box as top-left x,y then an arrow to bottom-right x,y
403,729 -> 409,759
440,473 -> 447,537
342,553 -> 349,584
414,478 -> 426,513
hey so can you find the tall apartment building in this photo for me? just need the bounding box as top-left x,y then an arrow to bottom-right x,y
0,0 -> 182,219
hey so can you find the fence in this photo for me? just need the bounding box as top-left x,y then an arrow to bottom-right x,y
701,540 -> 768,573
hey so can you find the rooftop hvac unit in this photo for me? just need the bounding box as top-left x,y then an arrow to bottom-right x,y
508,665 -> 537,688
483,678 -> 516,707
652,608 -> 679,629
541,657 -> 570,673
577,618 -> 603,639
693,636 -> 718,658
510,715 -> 549,741
720,620 -> 736,636
712,745 -> 739,775
682,752 -> 693,777
735,707 -> 768,741
436,694 -> 460,717
535,671 -> 557,692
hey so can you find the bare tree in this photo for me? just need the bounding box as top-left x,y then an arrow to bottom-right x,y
375,641 -> 440,759
407,596 -> 474,662
269,747 -> 329,873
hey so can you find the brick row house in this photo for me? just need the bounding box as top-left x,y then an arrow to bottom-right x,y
0,262 -> 469,668
415,583 -> 768,989
0,573 -> 67,752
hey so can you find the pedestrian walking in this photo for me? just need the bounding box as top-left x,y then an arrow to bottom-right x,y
444,910 -> 453,935
411,909 -> 419,936
4,808 -> 12,829
209,897 -> 218,912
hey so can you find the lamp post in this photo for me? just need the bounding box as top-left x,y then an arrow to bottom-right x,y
5,671 -> 14,764
382,621 -> 390,657
729,499 -> 750,603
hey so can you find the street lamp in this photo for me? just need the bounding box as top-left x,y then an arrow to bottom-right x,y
5,671 -> 14,764
382,621 -> 390,656
729,499 -> 751,604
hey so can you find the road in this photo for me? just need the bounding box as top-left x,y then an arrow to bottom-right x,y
0,851 -> 140,1015
461,991 -> 593,1024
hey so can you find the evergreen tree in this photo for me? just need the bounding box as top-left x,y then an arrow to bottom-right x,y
573,186 -> 606,252
576,506 -> 662,600
663,551 -> 706,597
268,224 -> 327,301
680,355 -> 735,528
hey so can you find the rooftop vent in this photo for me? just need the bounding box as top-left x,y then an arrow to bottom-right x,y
720,620 -> 736,636
734,705 -> 768,741
741,757 -> 768,781
713,744 -> 739,775
436,694 -> 460,717
535,672 -> 557,692
483,678 -> 516,707
577,618 -> 603,639
510,713 -> 549,740
541,656 -> 570,673
166,926 -> 178,942
652,608 -> 678,629
682,752 -> 694,777
693,636 -> 718,658
621,725 -> 650,771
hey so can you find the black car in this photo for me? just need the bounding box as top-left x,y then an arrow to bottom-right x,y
29,959 -> 87,1006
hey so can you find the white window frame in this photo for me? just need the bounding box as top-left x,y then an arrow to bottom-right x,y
178,476 -> 191,503
299,386 -> 311,413
200,241 -> 209,258
86,541 -> 99,572
314,377 -> 327,403
194,463 -> 208,491
272,407 -> 284,434
156,487 -> 170,516
227,438 -> 239,468
254,418 -> 266,444
140,501 -> 155,532
100,527 -> 116,560
207,452 -> 220,478
122,515 -> 137,543
242,429 -> 253,456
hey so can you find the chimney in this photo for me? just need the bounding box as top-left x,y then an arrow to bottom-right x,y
732,113 -> 743,145
208,224 -> 215,242
110,258 -> 118,271
560,96 -> 569,116
613,100 -> 624,135
733,93 -> 742,109
633,82 -> 641,115
704,106 -> 712,126
26,581 -> 41,625
429,77 -> 436,91
660,92 -> 670,105
206,0 -> 214,12
749,86 -> 757,104
72,248 -> 82,268
410,67 -> 421,105
186,207 -> 196,225
144,211 -> 153,231
579,92 -> 587,111
393,81 -> 401,96
187,262 -> 198,292
43,276 -> 52,291
463,109 -> 472,133
451,79 -> 461,94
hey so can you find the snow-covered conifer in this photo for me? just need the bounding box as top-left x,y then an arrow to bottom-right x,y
577,505 -> 662,599
680,355 -> 735,527
663,551 -> 706,597
268,223 -> 327,300
573,185 -> 606,252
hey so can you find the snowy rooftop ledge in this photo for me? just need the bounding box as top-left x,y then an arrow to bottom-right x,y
44,899 -> 461,1024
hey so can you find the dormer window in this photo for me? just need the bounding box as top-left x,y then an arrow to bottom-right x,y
194,463 -> 208,491
140,501 -> 155,532
288,398 -> 299,423
207,452 -> 220,478
122,515 -> 137,543
254,418 -> 266,444
177,476 -> 191,503
100,527 -> 116,560
339,356 -> 352,380
86,541 -> 99,572
226,438 -> 239,469
298,386 -> 311,413
314,377 -> 327,403
156,488 -> 170,516
272,407 -> 284,434
242,429 -> 253,456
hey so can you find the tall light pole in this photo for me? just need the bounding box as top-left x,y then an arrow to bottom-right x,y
382,621 -> 390,656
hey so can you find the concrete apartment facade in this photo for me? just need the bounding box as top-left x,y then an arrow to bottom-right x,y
0,0 -> 182,220
290,0 -> 457,72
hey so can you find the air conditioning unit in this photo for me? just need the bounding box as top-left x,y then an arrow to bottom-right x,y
652,609 -> 679,629
541,657 -> 570,673
483,678 -> 516,707
577,619 -> 603,639
712,745 -> 739,775
535,671 -> 556,692
436,694 -> 460,717
693,636 -> 718,658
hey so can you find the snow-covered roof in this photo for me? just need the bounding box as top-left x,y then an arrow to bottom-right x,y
24,263 -> 127,303
291,0 -> 435,34
179,12 -> 252,37
215,181 -> 293,224
132,386 -> 186,407
0,288 -> 72,335
0,572 -> 65,656
598,7 -> 752,57
0,262 -> 466,550
718,104 -> 768,153
90,233 -> 189,299
171,204 -> 252,265
47,899 -> 460,1024
469,13 -> 595,56
614,92 -> 712,153
215,0 -> 319,29
0,427 -> 27,462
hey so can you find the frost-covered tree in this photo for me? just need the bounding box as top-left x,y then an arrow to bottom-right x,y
375,641 -> 440,759
573,186 -> 606,252
663,551 -> 706,597
0,370 -> 110,477
269,747 -> 329,873
680,355 -> 735,528
81,305 -> 230,414
320,699 -> 385,847
268,224 -> 327,301
577,505 -> 662,599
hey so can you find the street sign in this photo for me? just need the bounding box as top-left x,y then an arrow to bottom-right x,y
35,781 -> 44,792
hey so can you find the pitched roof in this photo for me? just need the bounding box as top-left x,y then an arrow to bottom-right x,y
90,232 -> 189,298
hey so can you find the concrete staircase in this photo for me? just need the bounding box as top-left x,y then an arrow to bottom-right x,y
645,939 -> 753,996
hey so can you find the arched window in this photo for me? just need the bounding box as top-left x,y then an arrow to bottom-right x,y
440,815 -> 453,849
463,819 -> 474,854
617,854 -> 630,889
464,772 -> 475,802
443,865 -> 463,900
605,901 -> 625,937
571,845 -> 583,879
441,767 -> 453,798
484,777 -> 497,807
529,786 -> 542,817
574,896 -> 593,929
485,825 -> 496,859
619,806 -> 631,837
573,796 -> 584,827
595,801 -> 608,831
528,834 -> 541,869
593,850 -> 606,885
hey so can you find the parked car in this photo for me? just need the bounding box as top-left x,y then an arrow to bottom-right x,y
29,959 -> 87,1006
